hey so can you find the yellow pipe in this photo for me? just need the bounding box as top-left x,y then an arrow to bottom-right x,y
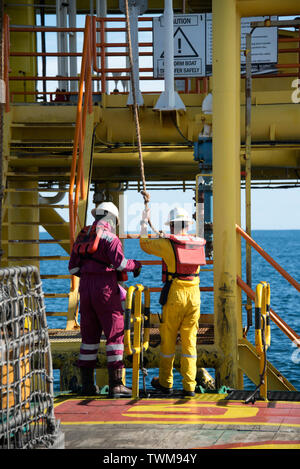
237,0 -> 300,16
7,0 -> 37,103
212,0 -> 240,388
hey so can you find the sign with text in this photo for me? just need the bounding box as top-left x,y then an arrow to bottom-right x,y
153,14 -> 206,78
153,14 -> 278,77
205,14 -> 278,67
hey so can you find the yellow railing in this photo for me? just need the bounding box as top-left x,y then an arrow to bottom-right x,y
124,284 -> 150,398
236,225 -> 300,347
254,282 -> 271,400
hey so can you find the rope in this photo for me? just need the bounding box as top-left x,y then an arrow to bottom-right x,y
124,0 -> 163,237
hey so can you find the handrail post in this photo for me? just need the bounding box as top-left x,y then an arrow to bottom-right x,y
255,282 -> 271,401
124,284 -> 150,399
132,285 -> 143,398
237,274 -> 300,345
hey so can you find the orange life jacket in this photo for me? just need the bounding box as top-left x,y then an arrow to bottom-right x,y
73,224 -> 103,256
72,224 -> 128,281
162,234 -> 206,282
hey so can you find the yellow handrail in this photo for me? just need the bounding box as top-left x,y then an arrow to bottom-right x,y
124,284 -> 151,398
237,275 -> 299,345
255,283 -> 264,355
254,282 -> 271,400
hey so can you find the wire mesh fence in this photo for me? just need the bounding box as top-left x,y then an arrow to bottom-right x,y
0,265 -> 64,449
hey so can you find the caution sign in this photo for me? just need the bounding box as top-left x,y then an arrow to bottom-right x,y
153,14 -> 206,78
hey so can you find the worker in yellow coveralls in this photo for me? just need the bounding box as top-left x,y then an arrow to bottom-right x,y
139,207 -> 206,396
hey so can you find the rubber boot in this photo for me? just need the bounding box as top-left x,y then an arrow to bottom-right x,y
80,367 -> 100,396
151,376 -> 173,394
108,368 -> 132,398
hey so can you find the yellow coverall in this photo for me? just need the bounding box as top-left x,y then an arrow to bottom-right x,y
140,237 -> 200,392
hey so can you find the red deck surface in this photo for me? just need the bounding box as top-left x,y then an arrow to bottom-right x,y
54,395 -> 300,428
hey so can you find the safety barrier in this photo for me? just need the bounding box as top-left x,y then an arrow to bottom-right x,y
236,225 -> 300,345
0,266 -> 63,448
124,284 -> 150,398
236,225 -> 300,293
237,275 -> 299,345
254,282 -> 271,400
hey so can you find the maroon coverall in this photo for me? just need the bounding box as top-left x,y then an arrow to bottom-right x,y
68,221 -> 141,370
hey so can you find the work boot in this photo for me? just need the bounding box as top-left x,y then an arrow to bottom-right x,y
80,367 -> 100,396
151,377 -> 173,395
182,389 -> 195,397
108,368 -> 132,398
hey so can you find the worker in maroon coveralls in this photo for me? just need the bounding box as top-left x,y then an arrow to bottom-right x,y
69,202 -> 142,397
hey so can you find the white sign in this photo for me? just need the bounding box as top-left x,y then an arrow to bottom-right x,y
206,14 -> 278,66
153,14 -> 206,78
240,16 -> 278,64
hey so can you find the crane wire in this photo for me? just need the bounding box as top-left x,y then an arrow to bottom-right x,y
124,0 -> 163,237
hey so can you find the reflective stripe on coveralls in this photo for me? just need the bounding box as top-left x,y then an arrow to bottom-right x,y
139,236 -> 201,392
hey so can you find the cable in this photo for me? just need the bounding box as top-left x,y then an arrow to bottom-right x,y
171,114 -> 194,146
124,0 -> 163,237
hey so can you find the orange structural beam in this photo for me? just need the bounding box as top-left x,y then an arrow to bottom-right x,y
236,225 -> 300,293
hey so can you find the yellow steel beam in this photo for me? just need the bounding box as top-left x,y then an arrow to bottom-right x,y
9,101 -> 300,146
212,0 -> 241,389
7,147 -> 300,172
7,175 -> 39,268
6,0 -> 37,102
237,0 -> 300,16
39,207 -> 70,253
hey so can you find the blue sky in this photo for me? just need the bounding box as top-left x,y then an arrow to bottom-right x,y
120,186 -> 300,232
81,185 -> 300,232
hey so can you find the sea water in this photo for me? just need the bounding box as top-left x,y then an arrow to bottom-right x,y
40,230 -> 300,392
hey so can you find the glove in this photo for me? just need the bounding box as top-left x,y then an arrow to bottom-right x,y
133,263 -> 142,278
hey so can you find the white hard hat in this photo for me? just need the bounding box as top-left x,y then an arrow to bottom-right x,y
165,207 -> 193,225
94,201 -> 119,222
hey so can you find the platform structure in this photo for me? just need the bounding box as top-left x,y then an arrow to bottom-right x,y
1,0 -> 300,422
54,393 -> 300,449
